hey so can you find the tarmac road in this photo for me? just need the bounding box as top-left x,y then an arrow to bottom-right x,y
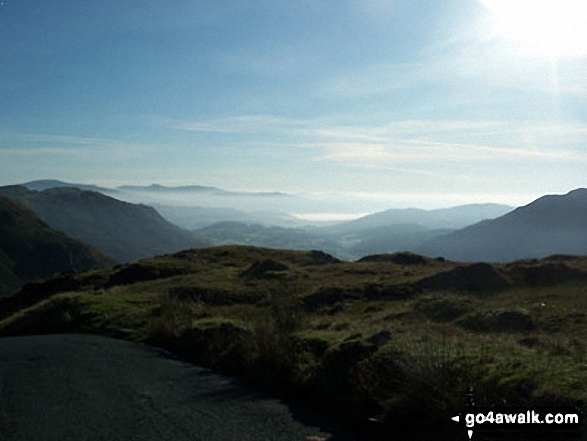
0,334 -> 347,441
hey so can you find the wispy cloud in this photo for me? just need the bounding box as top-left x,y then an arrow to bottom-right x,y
172,115 -> 314,135
313,140 -> 583,168
0,132 -> 172,157
172,115 -> 500,141
0,148 -> 85,156
170,115 -> 587,166
13,133 -> 113,146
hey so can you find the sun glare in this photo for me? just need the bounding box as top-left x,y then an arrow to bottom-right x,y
480,0 -> 587,58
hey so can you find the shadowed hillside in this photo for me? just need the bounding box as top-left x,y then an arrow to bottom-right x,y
419,189 -> 587,262
0,196 -> 112,296
0,186 -> 207,263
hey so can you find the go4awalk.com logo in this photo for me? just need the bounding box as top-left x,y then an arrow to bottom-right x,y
451,405 -> 584,439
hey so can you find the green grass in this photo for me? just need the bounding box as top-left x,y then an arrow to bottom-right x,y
1,246 -> 587,439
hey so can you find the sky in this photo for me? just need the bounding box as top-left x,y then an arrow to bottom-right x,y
0,0 -> 586,210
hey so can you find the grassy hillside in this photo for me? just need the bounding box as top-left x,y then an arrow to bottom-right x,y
1,245 -> 586,439
0,185 -> 207,263
0,196 -> 113,296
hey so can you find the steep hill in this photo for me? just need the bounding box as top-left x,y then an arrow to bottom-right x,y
0,186 -> 207,263
0,196 -> 112,296
419,189 -> 587,262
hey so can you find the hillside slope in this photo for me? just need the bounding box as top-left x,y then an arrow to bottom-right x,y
0,196 -> 112,296
0,186 -> 207,263
419,189 -> 587,262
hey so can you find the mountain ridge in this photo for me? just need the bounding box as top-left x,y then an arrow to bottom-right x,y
419,188 -> 587,262
21,179 -> 293,198
22,179 -> 116,194
326,203 -> 513,233
0,186 -> 207,263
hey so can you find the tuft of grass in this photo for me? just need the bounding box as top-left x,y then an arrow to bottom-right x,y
0,293 -> 86,336
148,293 -> 211,339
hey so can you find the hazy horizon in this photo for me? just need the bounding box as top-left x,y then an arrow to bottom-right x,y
0,177 -> 531,222
1,1 -> 585,209
0,177 -> 580,216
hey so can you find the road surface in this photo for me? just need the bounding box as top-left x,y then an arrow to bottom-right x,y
0,334 -> 352,441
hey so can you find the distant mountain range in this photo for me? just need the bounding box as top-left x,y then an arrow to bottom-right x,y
0,186 -> 206,263
21,179 -> 117,194
119,183 -> 217,191
307,203 -> 512,259
0,196 -> 112,296
10,180 -> 587,263
324,203 -> 513,233
208,190 -> 583,262
19,180 -> 302,222
21,180 -> 291,199
21,180 -> 222,194
419,189 -> 587,262
118,183 -> 290,198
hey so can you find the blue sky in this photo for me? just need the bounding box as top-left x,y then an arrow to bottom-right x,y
1,0 -> 586,209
